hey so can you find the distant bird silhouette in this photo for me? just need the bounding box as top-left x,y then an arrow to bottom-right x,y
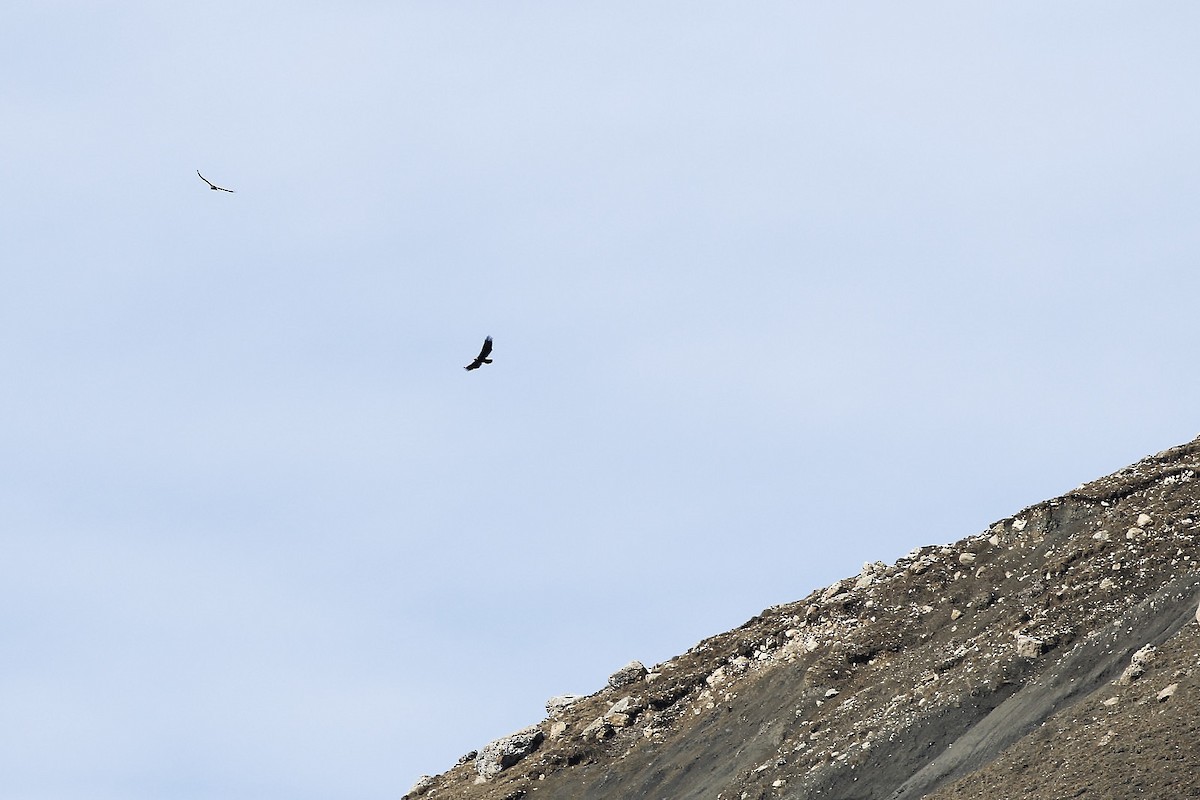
464,336 -> 494,371
197,170 -> 235,193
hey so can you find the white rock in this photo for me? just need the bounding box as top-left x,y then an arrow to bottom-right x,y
1157,683 -> 1178,702
546,694 -> 584,715
1117,645 -> 1157,685
607,696 -> 642,717
1093,530 -> 1111,542
958,552 -> 977,566
1015,634 -> 1045,658
405,775 -> 435,797
821,582 -> 846,601
475,726 -> 545,778
1012,518 -> 1028,532
1126,527 -> 1145,539
1131,644 -> 1157,667
1137,513 -> 1153,527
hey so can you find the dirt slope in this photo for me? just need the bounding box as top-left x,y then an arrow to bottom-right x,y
406,436 -> 1200,800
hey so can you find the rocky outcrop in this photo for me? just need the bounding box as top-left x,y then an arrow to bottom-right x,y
605,660 -> 647,690
473,726 -> 545,780
544,695 -> 584,715
404,436 -> 1200,800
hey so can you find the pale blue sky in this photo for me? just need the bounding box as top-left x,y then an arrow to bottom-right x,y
4,3 -> 1200,798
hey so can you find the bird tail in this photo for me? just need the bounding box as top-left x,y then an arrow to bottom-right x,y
482,358 -> 492,364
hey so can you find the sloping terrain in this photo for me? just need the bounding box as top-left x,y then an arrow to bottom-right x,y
406,436 -> 1200,800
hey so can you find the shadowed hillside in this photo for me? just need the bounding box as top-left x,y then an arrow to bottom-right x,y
406,436 -> 1200,800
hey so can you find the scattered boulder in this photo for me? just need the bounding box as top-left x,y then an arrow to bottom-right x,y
608,660 -> 649,689
855,561 -> 889,589
1156,683 -> 1179,702
405,775 -> 435,798
475,726 -> 545,779
826,591 -> 855,607
603,696 -> 642,728
821,581 -> 847,601
582,716 -> 614,740
1015,635 -> 1045,658
607,696 -> 644,717
546,694 -> 584,715
1117,644 -> 1157,685
706,666 -> 728,687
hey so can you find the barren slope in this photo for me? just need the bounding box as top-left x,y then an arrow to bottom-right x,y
406,436 -> 1200,800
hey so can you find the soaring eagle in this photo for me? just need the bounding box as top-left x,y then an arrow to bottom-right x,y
464,336 -> 493,371
197,170 -> 235,193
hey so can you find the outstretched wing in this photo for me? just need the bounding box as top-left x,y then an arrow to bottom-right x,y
464,336 -> 493,370
197,170 -> 235,192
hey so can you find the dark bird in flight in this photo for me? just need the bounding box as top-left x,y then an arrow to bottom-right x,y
197,170 -> 235,192
464,336 -> 494,371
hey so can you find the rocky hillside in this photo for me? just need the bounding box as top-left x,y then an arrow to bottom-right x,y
406,437 -> 1200,800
